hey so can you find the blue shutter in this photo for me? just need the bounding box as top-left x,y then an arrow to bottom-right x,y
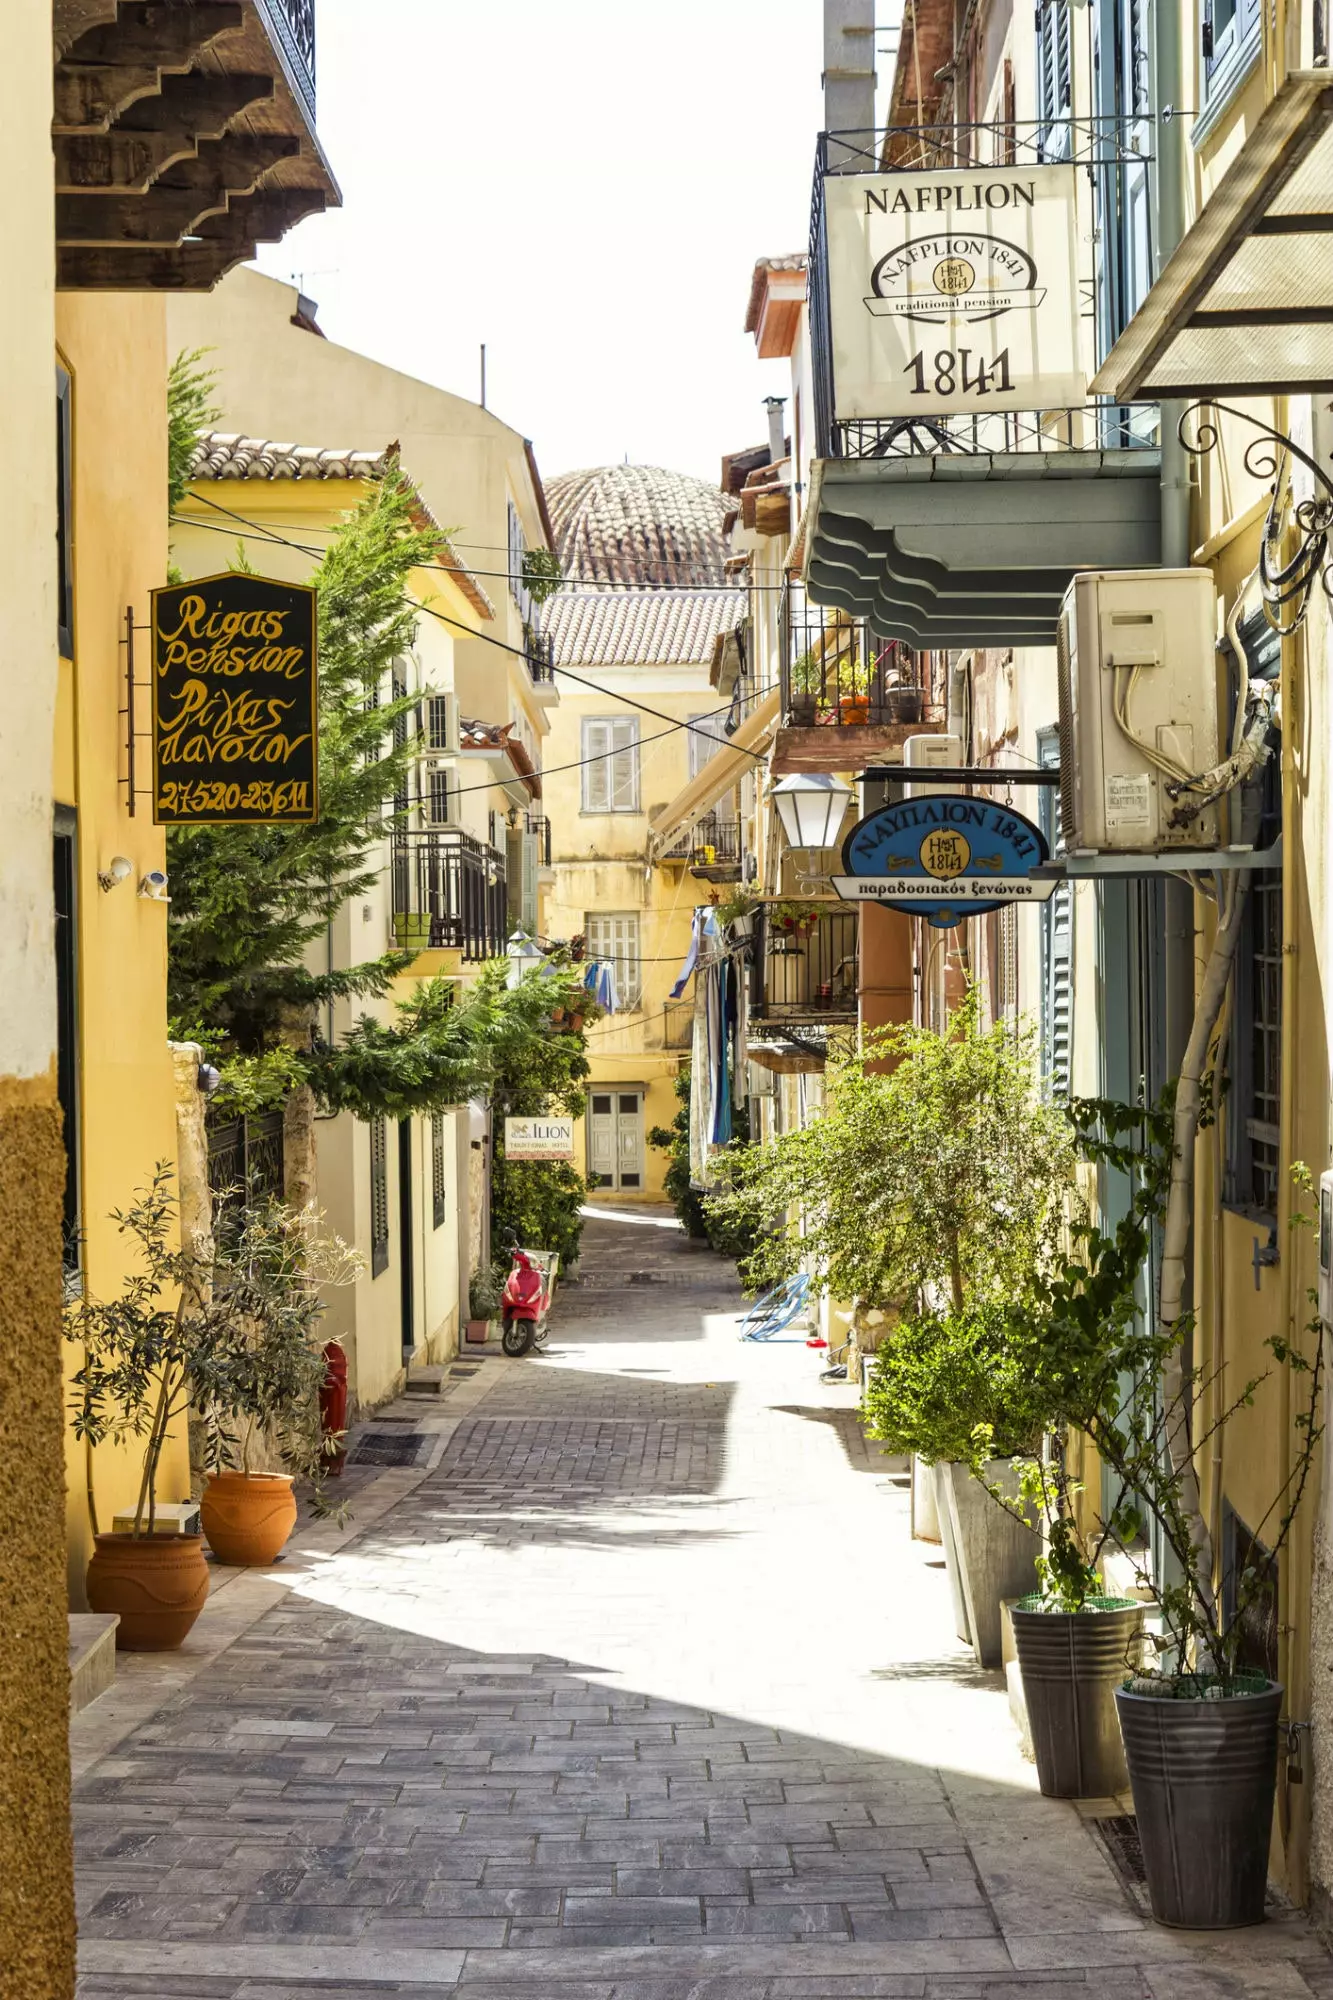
1038,733 -> 1072,1098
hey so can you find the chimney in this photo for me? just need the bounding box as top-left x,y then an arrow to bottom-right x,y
824,0 -> 876,169
764,396 -> 787,466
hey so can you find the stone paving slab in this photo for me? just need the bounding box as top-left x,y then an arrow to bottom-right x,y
73,1211 -> 1333,2000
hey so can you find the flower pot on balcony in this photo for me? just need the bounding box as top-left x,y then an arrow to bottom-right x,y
465,1318 -> 491,1345
887,688 -> 925,725
839,695 -> 871,725
393,912 -> 432,949
789,696 -> 817,726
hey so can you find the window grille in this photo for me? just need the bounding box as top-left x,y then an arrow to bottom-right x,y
585,911 -> 642,1010
581,716 -> 640,813
1038,731 -> 1072,1097
370,1115 -> 390,1276
426,769 -> 451,825
431,1113 -> 447,1230
1225,614 -> 1282,1224
426,695 -> 451,751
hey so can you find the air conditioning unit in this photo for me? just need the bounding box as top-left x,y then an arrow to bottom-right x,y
1058,569 -> 1220,853
422,691 -> 461,757
904,731 -> 964,794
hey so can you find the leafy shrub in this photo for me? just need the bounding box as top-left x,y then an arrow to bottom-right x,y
862,1301 -> 1052,1465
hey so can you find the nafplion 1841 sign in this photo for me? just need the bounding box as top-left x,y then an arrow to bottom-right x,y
833,793 -> 1057,929
151,571 -> 318,824
824,165 -> 1084,419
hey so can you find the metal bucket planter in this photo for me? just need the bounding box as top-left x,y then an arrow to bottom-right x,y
941,1460 -> 1039,1668
1114,1679 -> 1282,1928
1011,1598 -> 1143,1797
932,1461 -> 971,1646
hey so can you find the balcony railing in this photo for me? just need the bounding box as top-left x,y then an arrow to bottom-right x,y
780,584 -> 943,733
524,626 -> 556,689
750,906 -> 859,1026
808,118 -> 1158,462
258,0 -> 317,124
660,999 -> 695,1051
392,830 -> 508,962
525,814 -> 553,867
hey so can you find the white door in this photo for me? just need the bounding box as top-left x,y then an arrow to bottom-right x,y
587,1091 -> 643,1190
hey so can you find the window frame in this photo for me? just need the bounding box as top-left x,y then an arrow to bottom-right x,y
56,365 -> 74,659
584,910 -> 643,1010
581,715 -> 641,814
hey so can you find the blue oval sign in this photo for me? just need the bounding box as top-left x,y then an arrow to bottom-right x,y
834,792 -> 1053,929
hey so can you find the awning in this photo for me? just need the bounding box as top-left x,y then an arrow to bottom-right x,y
1092,72 -> 1333,402
807,450 -> 1162,647
645,690 -> 780,863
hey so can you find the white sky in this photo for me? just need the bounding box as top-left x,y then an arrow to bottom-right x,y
253,0 -> 838,488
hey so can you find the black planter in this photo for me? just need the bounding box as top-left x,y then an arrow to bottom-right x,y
1114,1679 -> 1283,1928
1011,1600 -> 1142,1797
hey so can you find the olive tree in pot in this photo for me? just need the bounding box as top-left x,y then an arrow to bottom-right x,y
64,1169 -> 233,1650
199,1200 -> 359,1567
708,988 -> 1079,1668
1007,1101 -> 1324,1922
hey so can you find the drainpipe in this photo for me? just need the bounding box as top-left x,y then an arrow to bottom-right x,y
824,0 -> 877,169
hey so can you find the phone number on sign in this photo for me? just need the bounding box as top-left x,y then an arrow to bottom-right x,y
157,779 -> 312,818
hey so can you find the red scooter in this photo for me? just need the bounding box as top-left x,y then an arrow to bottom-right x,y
500,1243 -> 554,1357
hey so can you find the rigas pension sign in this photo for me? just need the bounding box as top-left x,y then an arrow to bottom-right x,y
151,571 -> 318,825
824,164 -> 1084,419
833,793 -> 1057,930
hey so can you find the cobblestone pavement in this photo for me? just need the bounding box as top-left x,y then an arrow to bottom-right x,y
73,1207 -> 1333,1999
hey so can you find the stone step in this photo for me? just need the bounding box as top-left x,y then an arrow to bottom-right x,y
68,1612 -> 118,1715
404,1365 -> 446,1396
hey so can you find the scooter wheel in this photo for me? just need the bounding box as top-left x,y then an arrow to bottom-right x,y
502,1320 -> 535,1358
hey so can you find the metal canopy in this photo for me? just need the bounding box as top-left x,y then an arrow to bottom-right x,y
806,449 -> 1163,646
1092,73 -> 1333,401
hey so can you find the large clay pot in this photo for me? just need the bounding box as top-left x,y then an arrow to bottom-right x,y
87,1533 -> 209,1651
200,1470 -> 298,1566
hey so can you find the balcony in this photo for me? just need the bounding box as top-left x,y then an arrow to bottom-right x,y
53,0 -> 336,290
524,625 -> 557,700
750,905 -> 859,1027
805,119 -> 1162,645
776,584 -> 943,774
392,830 -> 507,963
658,999 -> 695,1052
688,815 -> 743,883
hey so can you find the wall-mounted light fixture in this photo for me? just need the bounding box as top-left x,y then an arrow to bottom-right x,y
97,855 -> 134,892
196,1063 -> 222,1095
771,773 -> 855,850
138,870 -> 170,903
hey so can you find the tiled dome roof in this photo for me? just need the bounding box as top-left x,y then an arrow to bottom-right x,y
546,464 -> 733,588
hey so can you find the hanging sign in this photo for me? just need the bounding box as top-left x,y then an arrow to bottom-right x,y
151,571 -> 318,824
824,164 -> 1085,419
833,793 -> 1056,930
504,1116 -> 576,1161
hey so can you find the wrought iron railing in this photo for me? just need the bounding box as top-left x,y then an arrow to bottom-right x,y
809,118 -> 1159,462
256,0 -> 316,124
392,829 -> 508,961
524,626 -> 556,688
780,582 -> 942,731
525,813 -> 552,866
690,816 -> 742,870
207,1109 -> 285,1233
751,906 -> 859,1025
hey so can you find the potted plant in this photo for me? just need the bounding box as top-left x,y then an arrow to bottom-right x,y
466,1266 -> 501,1345
392,911 -> 432,949
64,1169 -> 235,1650
199,1201 -> 358,1567
768,899 -> 822,939
715,891 -> 758,940
788,647 -> 821,724
1006,1105 -> 1324,1919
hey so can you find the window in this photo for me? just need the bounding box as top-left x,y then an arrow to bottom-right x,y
688,711 -> 729,782
426,769 -> 451,825
1225,614 -> 1281,1224
431,1113 -> 447,1230
507,499 -> 531,620
1036,0 -> 1072,158
1203,0 -> 1261,102
585,911 -> 642,1010
1038,730 -> 1072,1098
56,366 -> 73,657
426,694 -> 452,751
581,716 -> 640,813
370,1116 -> 390,1276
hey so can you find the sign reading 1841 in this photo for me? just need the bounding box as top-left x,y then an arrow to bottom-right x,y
824,165 -> 1084,419
151,571 -> 318,824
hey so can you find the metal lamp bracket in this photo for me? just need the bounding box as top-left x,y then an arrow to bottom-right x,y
1178,402 -> 1333,637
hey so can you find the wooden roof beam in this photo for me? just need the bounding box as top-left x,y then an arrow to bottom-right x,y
55,128 -> 200,192
57,134 -> 299,245
110,70 -> 275,138
63,3 -> 243,68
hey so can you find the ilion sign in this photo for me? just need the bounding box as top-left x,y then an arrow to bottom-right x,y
151,571 -> 318,824
824,164 -> 1085,419
504,1117 -> 576,1162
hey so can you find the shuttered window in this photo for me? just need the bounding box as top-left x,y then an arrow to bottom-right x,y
1224,613 -> 1282,1223
581,717 -> 640,812
585,911 -> 642,1010
1204,0 -> 1261,100
688,711 -> 728,781
1036,1 -> 1072,159
426,695 -> 452,751
370,1116 -> 390,1276
1038,732 -> 1072,1098
426,769 -> 451,824
431,1113 -> 447,1230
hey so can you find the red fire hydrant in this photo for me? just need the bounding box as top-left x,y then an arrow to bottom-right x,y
319,1340 -> 349,1477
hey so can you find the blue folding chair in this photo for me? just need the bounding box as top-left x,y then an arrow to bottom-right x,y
739,1272 -> 813,1341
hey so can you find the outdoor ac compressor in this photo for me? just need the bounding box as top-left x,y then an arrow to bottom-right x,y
1057,569 -> 1220,853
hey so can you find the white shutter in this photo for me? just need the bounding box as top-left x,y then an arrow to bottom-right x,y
609,718 -> 639,811
582,719 -> 612,812
586,911 -> 642,1010
1039,736 -> 1072,1097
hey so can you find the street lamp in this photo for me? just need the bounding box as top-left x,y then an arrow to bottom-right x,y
505,930 -> 543,990
771,773 -> 854,850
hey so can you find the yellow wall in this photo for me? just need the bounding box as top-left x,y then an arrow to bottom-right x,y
54,294 -> 184,1599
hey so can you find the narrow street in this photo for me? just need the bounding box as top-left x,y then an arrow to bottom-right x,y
73,1210 -> 1330,2000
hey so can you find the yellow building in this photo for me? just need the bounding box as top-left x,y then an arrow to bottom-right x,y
542,467 -> 747,1198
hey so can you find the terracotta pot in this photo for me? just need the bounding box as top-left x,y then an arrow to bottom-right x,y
839,695 -> 871,725
200,1470 -> 298,1567
465,1317 -> 491,1345
87,1532 -> 210,1651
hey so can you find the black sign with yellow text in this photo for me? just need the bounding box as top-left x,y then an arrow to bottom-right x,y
151,571 -> 318,824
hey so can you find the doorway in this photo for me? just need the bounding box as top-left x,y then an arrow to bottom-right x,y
398,1117 -> 415,1359
587,1090 -> 643,1191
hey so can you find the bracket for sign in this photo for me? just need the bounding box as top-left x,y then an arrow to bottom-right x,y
861,765 -> 1061,786
116,605 -> 154,818
1034,837 -> 1284,880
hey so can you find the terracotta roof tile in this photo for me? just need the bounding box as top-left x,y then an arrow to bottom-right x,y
546,464 -> 734,587
545,588 -> 747,667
